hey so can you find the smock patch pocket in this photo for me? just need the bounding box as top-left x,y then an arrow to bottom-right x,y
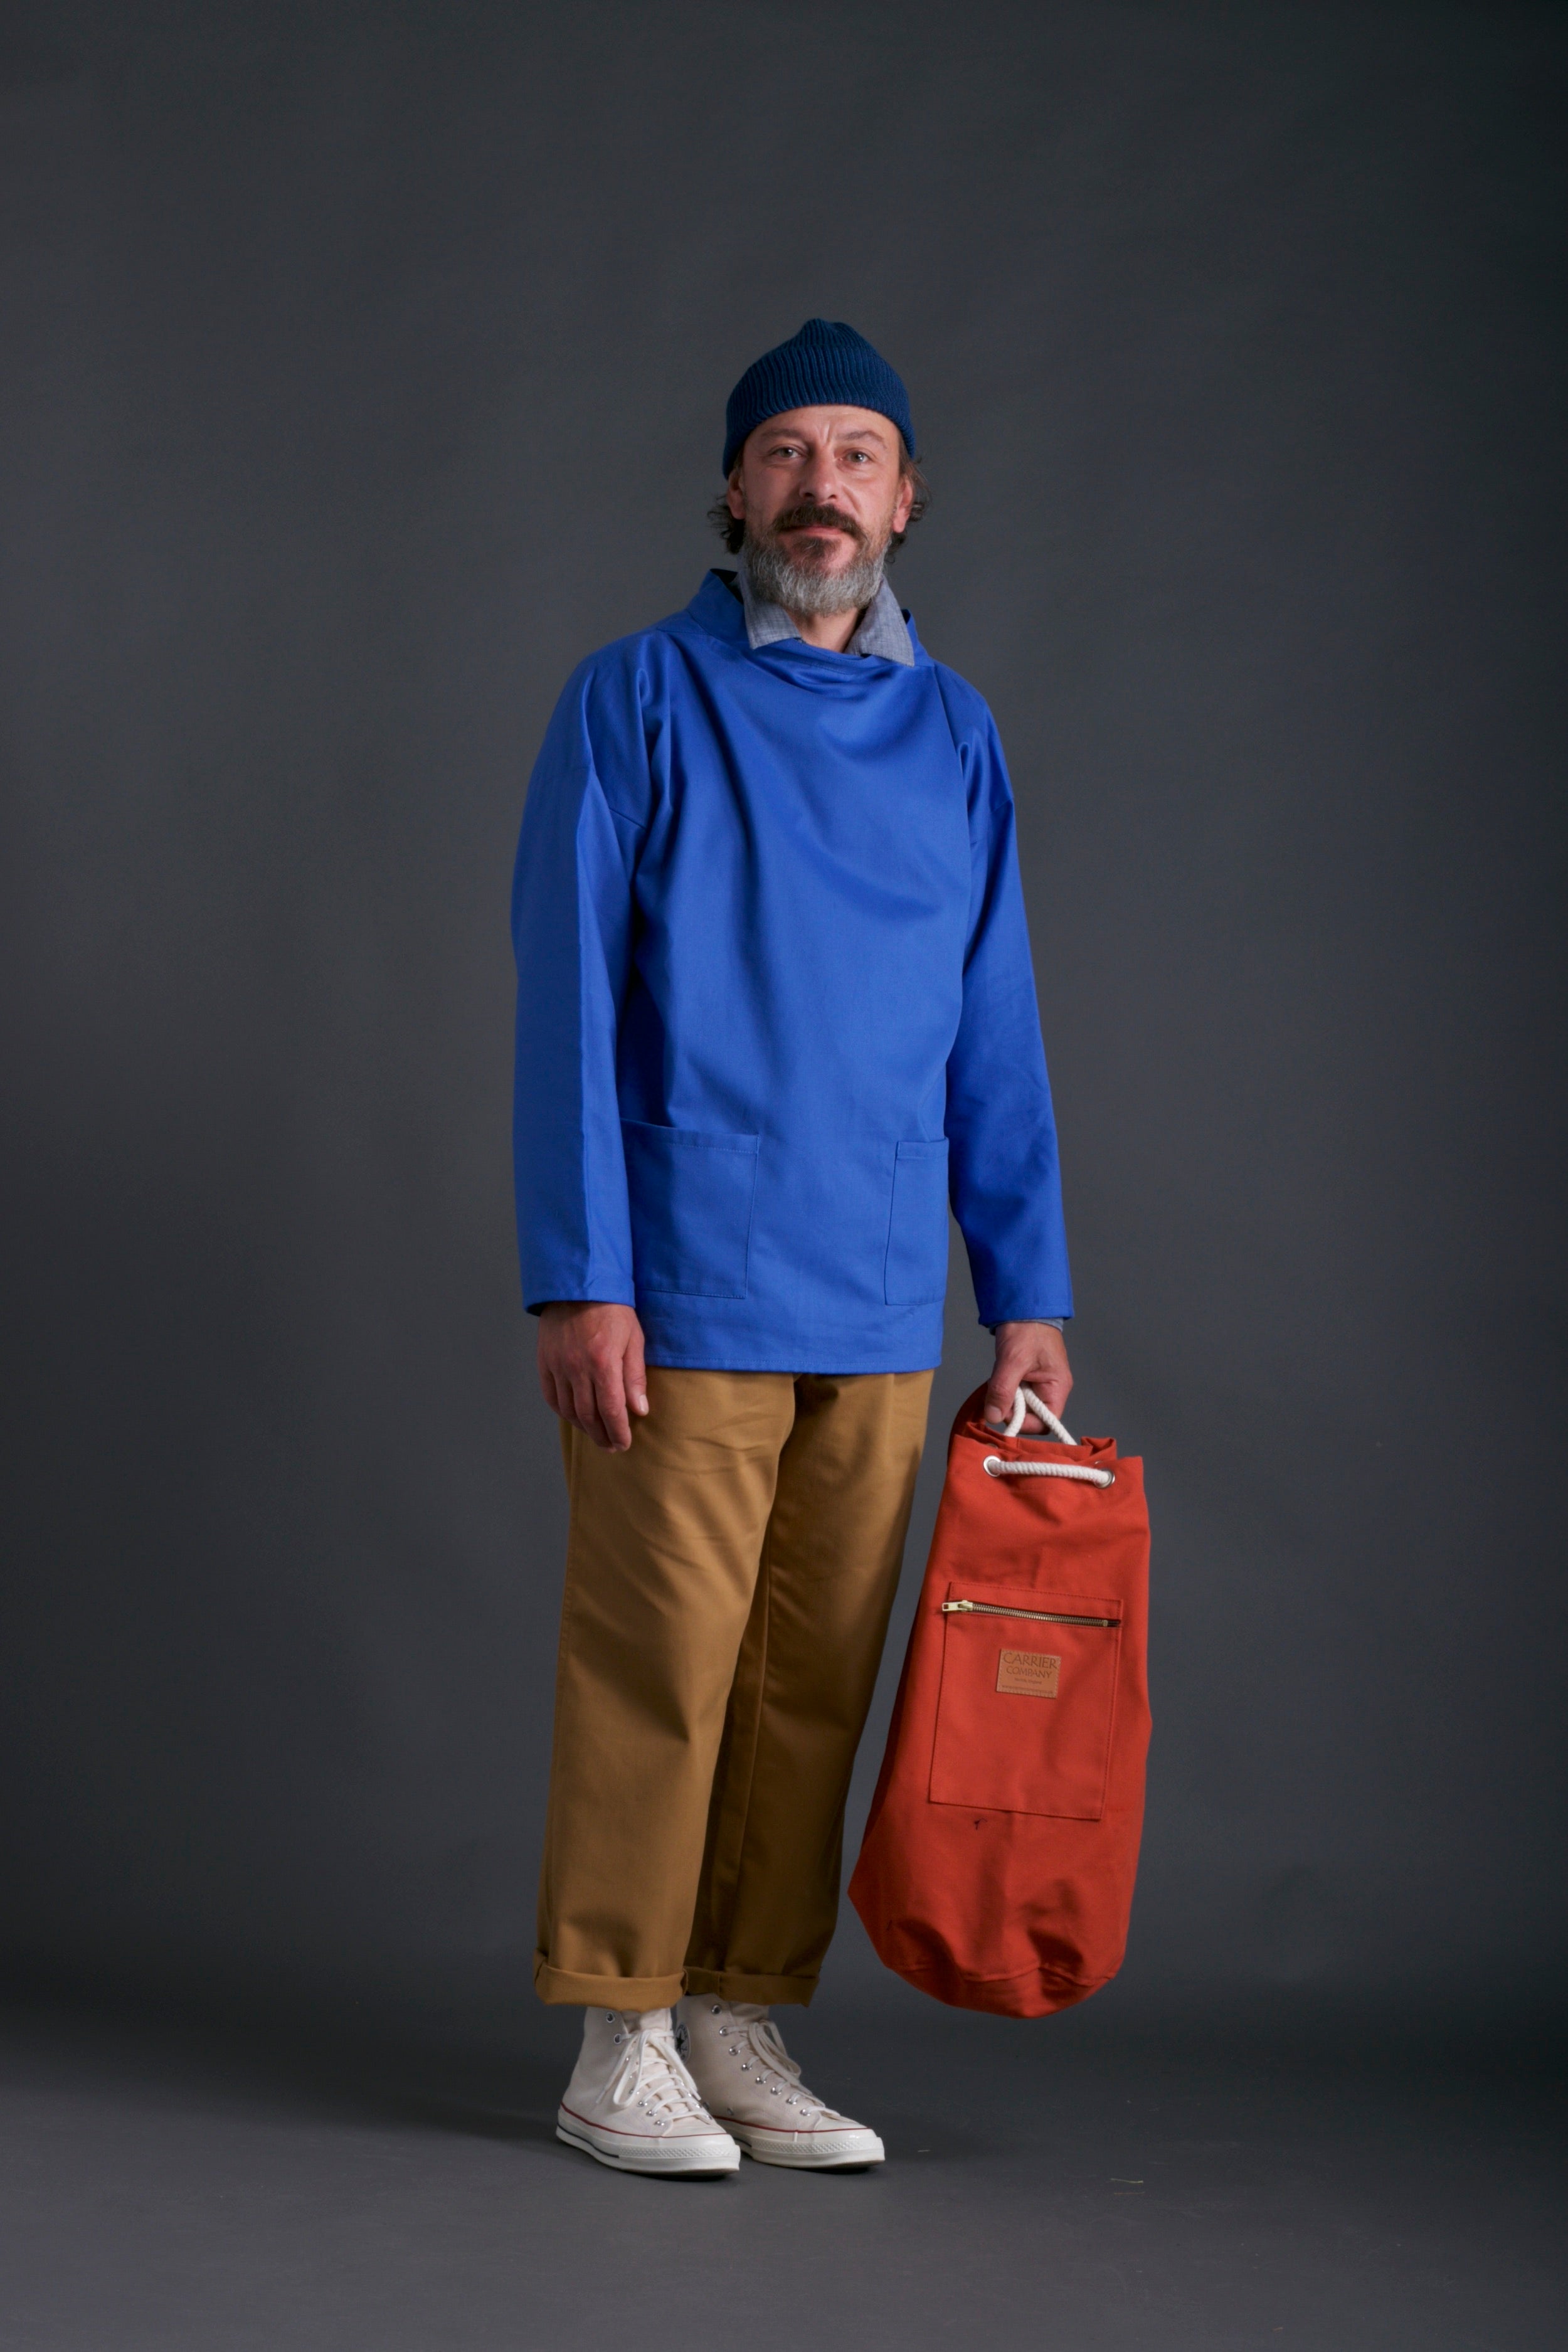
884,1138 -> 951,1306
622,1120 -> 760,1300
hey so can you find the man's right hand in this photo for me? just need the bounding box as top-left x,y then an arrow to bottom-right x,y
537,1301 -> 649,1453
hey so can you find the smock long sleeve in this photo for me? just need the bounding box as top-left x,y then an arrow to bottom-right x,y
944,707 -> 1073,1325
511,665 -> 645,1313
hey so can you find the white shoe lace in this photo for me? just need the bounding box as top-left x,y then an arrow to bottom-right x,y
711,2003 -> 836,2121
605,2014 -> 717,2136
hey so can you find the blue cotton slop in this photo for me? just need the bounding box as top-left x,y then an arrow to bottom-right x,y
511,571 -> 1072,1375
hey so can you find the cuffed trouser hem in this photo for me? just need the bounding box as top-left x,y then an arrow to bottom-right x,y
534,1956 -> 687,2010
534,1955 -> 822,2010
682,1966 -> 820,2008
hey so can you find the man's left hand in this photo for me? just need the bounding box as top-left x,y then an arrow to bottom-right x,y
985,1320 -> 1073,1433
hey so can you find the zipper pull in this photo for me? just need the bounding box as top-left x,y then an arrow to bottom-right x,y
940,1600 -> 974,1614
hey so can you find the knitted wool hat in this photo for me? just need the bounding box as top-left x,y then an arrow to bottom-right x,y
723,318 -> 916,475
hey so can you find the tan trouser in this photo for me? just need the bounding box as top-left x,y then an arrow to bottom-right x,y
535,1365 -> 933,2009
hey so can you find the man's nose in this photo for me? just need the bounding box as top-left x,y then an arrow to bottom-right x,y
798,452 -> 845,509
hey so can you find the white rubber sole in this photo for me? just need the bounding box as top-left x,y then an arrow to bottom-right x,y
719,2119 -> 886,2171
556,2112 -> 740,2178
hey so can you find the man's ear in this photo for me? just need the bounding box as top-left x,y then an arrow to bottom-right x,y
725,466 -> 746,524
891,467 -> 916,536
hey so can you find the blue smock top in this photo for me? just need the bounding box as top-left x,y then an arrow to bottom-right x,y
511,571 -> 1071,1372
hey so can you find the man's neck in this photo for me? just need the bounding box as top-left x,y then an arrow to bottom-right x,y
788,606 -> 864,654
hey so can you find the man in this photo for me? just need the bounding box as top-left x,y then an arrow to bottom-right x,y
512,319 -> 1073,2176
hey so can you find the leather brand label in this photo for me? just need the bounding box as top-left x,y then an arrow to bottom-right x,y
997,1648 -> 1060,1697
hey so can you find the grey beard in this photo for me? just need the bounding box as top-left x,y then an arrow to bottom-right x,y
741,534 -> 886,620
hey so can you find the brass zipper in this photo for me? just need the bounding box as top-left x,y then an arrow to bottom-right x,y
941,1599 -> 1118,1629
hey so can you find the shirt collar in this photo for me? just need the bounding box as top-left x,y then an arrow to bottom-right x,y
734,558 -> 914,666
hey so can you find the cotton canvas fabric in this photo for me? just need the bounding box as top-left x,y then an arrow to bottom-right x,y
511,571 -> 1071,1372
850,1385 -> 1152,2016
535,1366 -> 933,2009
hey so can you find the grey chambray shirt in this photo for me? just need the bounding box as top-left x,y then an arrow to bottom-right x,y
721,559 -> 1065,1341
729,561 -> 916,664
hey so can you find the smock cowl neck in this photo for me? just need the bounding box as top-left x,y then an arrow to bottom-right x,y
679,569 -> 926,692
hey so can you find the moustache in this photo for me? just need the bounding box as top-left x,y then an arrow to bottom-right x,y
766,502 -> 867,546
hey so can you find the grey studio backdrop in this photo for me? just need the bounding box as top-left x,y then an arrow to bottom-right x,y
1,1 -> 1563,2055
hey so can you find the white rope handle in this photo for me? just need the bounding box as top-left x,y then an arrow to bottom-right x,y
1003,1385 -> 1076,1445
983,1454 -> 1115,1486
985,1385 -> 1116,1488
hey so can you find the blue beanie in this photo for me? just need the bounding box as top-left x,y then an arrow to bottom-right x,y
723,318 -> 916,475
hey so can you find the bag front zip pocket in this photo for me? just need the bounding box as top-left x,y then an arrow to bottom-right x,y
941,1599 -> 1116,1629
931,1582 -> 1123,1820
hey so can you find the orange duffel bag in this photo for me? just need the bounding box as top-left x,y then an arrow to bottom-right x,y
849,1382 -> 1151,2018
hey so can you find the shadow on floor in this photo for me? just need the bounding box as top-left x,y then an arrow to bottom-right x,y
0,1984 -> 1563,2351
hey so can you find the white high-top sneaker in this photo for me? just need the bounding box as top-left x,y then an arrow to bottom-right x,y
678,1998 -> 886,2169
556,2006 -> 741,2176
